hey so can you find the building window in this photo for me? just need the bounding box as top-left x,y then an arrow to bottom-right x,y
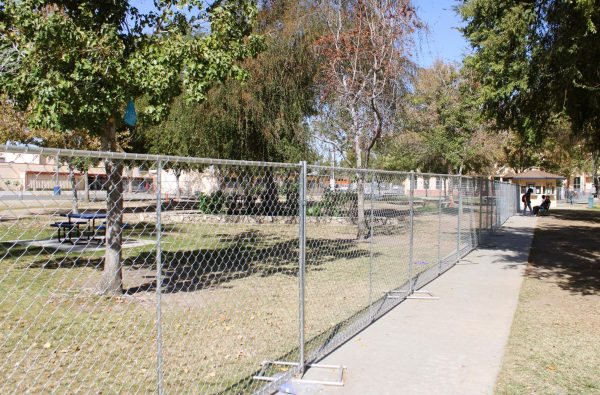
574,177 -> 581,190
535,185 -> 541,194
435,177 -> 442,190
424,178 -> 430,190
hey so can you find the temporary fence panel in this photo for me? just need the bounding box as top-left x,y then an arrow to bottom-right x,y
0,145 -> 519,394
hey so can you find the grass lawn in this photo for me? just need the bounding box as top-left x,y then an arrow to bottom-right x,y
0,198 -> 484,393
495,209 -> 600,395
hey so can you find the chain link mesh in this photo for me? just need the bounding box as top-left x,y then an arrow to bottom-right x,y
0,145 -> 519,394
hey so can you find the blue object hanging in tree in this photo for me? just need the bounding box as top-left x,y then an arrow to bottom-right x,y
123,99 -> 137,127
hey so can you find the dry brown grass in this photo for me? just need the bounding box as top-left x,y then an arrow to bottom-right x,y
0,200 -> 478,393
495,209 -> 600,395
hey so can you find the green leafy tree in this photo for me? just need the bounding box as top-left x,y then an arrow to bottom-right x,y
375,61 -> 503,176
459,0 -> 600,193
138,0 -> 319,212
41,129 -> 101,212
0,0 -> 262,294
140,0 -> 318,162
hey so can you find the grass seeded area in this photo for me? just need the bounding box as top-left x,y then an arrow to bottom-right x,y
495,209 -> 600,395
0,198 -> 481,393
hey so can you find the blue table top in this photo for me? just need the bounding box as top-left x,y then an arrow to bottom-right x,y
65,213 -> 107,219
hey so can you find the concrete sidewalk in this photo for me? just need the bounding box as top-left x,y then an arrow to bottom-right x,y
295,215 -> 536,395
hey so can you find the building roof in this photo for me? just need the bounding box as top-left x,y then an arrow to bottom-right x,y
512,169 -> 565,180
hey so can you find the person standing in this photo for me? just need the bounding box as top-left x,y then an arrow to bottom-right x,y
522,188 -> 533,215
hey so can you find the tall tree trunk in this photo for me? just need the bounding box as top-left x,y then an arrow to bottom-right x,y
263,170 -> 278,215
128,167 -> 133,194
99,118 -> 123,295
68,162 -> 79,214
592,151 -> 599,198
447,165 -> 455,207
83,170 -> 90,202
175,170 -> 181,200
355,136 -> 366,239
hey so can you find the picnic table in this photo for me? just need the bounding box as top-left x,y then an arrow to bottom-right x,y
51,212 -> 107,244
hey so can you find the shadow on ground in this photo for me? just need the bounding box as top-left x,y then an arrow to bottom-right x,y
526,208 -> 600,295
12,229 -> 372,295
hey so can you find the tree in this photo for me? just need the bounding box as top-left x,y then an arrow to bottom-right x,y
502,116 -> 588,182
138,0 -> 320,214
0,96 -> 33,144
0,0 -> 262,294
314,0 -> 421,238
139,0 -> 319,163
374,61 -> 503,176
138,95 -> 204,200
38,129 -> 101,212
459,0 -> 600,193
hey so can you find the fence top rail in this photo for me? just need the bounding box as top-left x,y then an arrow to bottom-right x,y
0,144 -> 300,169
0,145 -> 517,185
308,164 -> 515,185
312,164 -> 463,177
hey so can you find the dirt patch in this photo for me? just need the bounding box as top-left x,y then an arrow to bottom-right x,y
496,208 -> 600,394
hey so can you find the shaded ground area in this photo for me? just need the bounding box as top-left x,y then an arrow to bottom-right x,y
496,208 -> 600,394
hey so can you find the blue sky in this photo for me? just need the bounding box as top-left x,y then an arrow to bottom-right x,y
130,0 -> 469,67
412,0 -> 469,67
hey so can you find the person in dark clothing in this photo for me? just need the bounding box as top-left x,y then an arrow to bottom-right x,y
522,188 -> 533,215
539,195 -> 551,214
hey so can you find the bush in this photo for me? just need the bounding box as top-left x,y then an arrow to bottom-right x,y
308,189 -> 358,217
198,191 -> 226,214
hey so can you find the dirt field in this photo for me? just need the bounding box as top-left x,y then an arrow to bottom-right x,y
496,208 -> 600,394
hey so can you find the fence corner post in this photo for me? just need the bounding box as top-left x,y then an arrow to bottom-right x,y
298,161 -> 307,374
155,159 -> 164,395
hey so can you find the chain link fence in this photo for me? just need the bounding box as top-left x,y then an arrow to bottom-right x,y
0,145 -> 519,394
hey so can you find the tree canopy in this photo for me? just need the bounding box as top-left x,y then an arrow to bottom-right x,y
459,0 -> 600,147
138,0 -> 319,164
375,61 -> 503,175
0,0 -> 263,294
0,0 -> 263,146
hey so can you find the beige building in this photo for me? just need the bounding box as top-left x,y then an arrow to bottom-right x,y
512,169 -> 565,201
0,152 -> 152,193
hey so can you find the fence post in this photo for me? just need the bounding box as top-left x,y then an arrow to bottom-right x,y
368,172 -> 374,321
469,178 -> 475,249
55,154 -> 60,191
489,180 -> 493,233
437,176 -> 442,275
408,171 -> 415,293
516,185 -> 520,215
456,175 -> 462,262
155,159 -> 164,395
515,184 -> 521,215
479,177 -> 483,244
298,161 -> 307,373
